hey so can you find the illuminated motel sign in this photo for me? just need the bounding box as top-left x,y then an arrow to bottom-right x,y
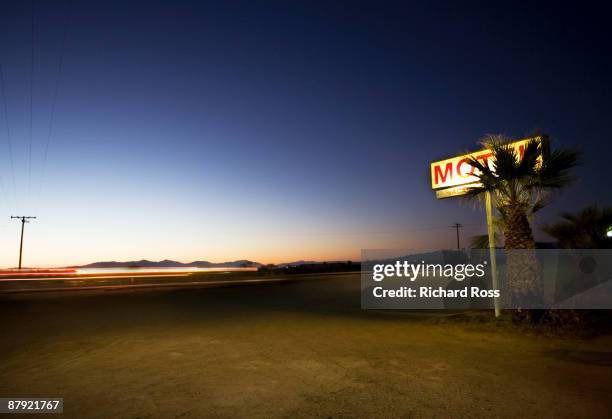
429,135 -> 542,317
430,137 -> 541,199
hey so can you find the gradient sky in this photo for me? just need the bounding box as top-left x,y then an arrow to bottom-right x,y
0,1 -> 611,267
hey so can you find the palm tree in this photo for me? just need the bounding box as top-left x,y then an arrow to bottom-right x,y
466,134 -> 580,248
543,204 -> 612,248
466,134 -> 580,306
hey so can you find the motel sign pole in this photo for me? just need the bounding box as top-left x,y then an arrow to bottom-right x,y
485,192 -> 501,317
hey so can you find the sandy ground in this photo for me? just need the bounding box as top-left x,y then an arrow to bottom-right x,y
1,273 -> 611,418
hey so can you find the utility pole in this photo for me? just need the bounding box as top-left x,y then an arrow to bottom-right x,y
451,222 -> 463,250
11,216 -> 36,269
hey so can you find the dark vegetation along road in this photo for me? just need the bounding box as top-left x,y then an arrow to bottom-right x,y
1,273 -> 611,418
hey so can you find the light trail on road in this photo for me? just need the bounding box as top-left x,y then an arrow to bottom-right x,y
0,273 -> 193,282
0,276 -> 296,294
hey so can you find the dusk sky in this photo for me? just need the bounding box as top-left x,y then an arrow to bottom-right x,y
0,1 -> 611,267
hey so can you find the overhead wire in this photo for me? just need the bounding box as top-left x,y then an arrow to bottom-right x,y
37,0 -> 72,206
0,155 -> 8,215
0,63 -> 17,213
203,222 -> 486,237
28,0 -> 35,203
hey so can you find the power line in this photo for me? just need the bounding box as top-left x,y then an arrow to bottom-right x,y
38,0 -> 72,204
0,63 -> 17,212
201,223 -> 484,237
28,0 -> 35,201
0,164 -> 8,215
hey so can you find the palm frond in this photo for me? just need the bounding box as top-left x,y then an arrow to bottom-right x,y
543,204 -> 612,248
516,139 -> 541,177
535,148 -> 581,189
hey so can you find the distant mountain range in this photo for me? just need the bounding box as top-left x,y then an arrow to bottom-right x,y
76,259 -> 346,269
76,259 -> 262,268
78,251 -> 492,270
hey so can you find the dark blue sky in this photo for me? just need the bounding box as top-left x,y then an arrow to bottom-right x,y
0,1 -> 611,265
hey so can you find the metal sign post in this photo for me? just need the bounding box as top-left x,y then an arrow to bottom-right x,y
485,191 -> 501,317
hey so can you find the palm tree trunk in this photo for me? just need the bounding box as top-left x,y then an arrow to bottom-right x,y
503,206 -> 536,249
502,205 -> 543,311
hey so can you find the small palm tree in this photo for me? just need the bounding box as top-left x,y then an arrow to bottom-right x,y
543,204 -> 612,248
470,213 -> 504,249
466,134 -> 580,306
470,233 -> 500,249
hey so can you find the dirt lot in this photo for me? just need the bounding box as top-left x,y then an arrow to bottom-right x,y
1,273 -> 611,418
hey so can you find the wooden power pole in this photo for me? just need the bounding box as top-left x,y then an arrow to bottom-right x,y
10,216 -> 36,269
451,222 -> 463,250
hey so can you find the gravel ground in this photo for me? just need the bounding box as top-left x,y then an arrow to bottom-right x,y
1,273 -> 611,418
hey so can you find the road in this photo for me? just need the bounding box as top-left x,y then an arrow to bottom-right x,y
1,273 -> 611,418
0,270 -> 295,293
